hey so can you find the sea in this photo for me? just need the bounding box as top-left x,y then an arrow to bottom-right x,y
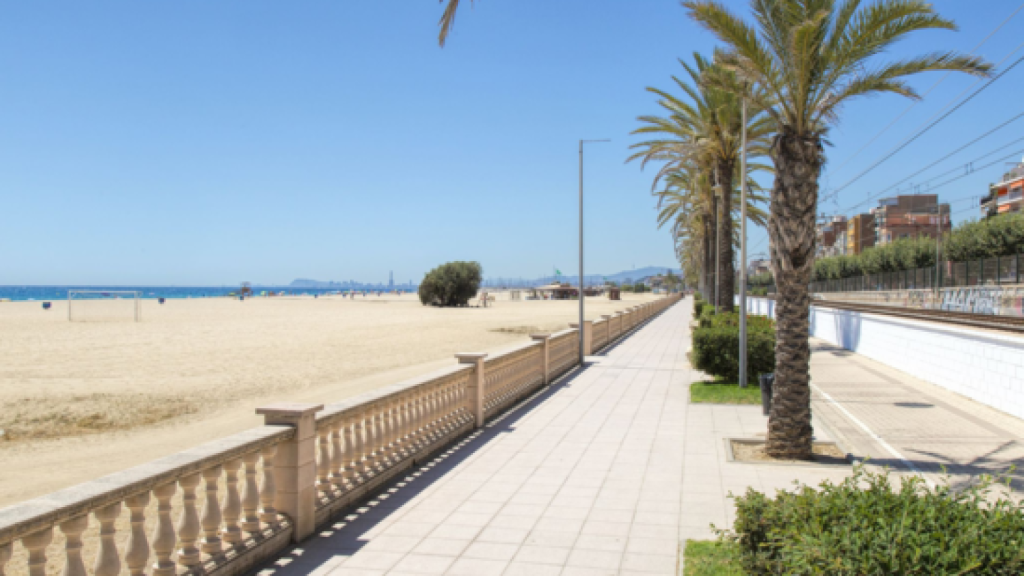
0,285 -> 404,302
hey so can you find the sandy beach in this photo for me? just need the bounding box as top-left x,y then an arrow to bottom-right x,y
0,292 -> 660,506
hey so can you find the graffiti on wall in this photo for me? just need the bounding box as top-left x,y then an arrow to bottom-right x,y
940,286 -> 1024,316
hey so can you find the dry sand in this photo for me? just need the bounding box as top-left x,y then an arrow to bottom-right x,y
0,292 -> 659,506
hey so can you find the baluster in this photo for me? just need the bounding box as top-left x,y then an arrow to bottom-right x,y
317,426 -> 332,495
240,452 -> 262,539
259,445 -> 279,528
0,542 -> 10,576
439,383 -> 453,434
368,407 -> 383,474
200,465 -> 223,558
125,493 -> 151,576
23,528 -> 52,576
151,482 -> 177,576
176,473 -> 202,570
342,415 -> 359,485
329,421 -> 346,491
410,392 -> 424,446
222,459 -> 243,549
93,503 -> 122,576
352,410 -> 368,479
59,515 -> 89,576
381,400 -> 395,466
397,399 -> 411,455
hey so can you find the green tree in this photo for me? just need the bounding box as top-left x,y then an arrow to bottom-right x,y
418,261 -> 483,306
685,0 -> 990,459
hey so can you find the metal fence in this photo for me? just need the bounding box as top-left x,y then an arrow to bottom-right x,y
806,252 -> 1023,293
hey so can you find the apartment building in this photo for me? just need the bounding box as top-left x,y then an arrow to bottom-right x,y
980,160 -> 1024,218
846,213 -> 875,255
872,194 -> 951,245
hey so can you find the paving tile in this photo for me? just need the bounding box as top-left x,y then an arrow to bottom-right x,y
444,557 -> 508,576
476,526 -> 530,545
512,545 -> 571,566
336,550 -> 403,571
411,538 -> 472,557
501,562 -> 563,576
389,553 -> 456,575
523,530 -> 578,548
620,552 -> 678,573
462,541 -> 520,562
565,548 -> 622,570
573,534 -> 627,552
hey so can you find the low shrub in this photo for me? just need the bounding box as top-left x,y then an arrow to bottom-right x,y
694,297 -> 707,317
692,319 -> 775,382
720,466 -> 1024,575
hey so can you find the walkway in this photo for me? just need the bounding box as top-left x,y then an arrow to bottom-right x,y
254,298 -> 1024,576
256,301 -> 850,576
810,340 -> 1024,493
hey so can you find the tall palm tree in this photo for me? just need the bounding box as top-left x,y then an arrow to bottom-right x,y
630,55 -> 773,308
685,0 -> 991,458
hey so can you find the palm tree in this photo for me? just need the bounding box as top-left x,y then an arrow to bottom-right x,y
630,55 -> 772,307
685,0 -> 991,458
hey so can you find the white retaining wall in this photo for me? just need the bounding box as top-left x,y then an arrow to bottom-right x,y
746,297 -> 1024,420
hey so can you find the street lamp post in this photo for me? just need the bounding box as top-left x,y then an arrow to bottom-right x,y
580,139 -> 610,365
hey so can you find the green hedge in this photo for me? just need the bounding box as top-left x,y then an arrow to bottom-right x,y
694,297 -> 707,317
721,466 -> 1024,574
692,312 -> 775,381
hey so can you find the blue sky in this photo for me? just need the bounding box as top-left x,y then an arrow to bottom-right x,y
1,1 -> 1021,286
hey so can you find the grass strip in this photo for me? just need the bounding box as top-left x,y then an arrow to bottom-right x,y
689,380 -> 762,405
683,540 -> 745,575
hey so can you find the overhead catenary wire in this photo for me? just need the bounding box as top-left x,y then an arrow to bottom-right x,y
823,50 -> 1024,203
826,2 -> 1024,178
836,112 -> 1024,213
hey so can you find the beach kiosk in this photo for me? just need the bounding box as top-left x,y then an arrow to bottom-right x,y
534,282 -> 578,300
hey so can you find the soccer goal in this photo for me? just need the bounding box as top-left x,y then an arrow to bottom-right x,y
68,290 -> 141,322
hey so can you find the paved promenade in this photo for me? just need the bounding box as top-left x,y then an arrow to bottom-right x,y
255,298 -> 1024,576
258,301 -> 849,576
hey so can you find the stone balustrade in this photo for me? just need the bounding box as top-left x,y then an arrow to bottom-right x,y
0,295 -> 680,576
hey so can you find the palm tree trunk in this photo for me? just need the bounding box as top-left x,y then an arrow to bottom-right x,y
765,129 -> 821,460
717,161 -> 736,312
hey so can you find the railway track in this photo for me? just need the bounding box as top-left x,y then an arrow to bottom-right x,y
765,297 -> 1024,335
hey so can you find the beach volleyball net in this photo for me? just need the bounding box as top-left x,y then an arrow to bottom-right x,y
68,290 -> 141,322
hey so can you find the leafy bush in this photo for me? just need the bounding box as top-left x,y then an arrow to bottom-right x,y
418,261 -> 482,307
694,295 -> 707,317
720,466 -> 1024,575
692,313 -> 775,381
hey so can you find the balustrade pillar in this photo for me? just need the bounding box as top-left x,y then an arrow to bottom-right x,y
176,473 -> 202,571
456,353 -> 487,428
125,493 -> 150,576
23,528 -> 52,576
222,459 -> 243,549
200,465 -> 224,557
257,403 -> 323,543
328,422 -> 346,491
150,483 -> 176,576
569,320 -> 593,356
0,541 -> 10,576
258,445 -> 279,529
59,515 -> 89,576
530,334 -> 551,384
93,503 -> 122,576
239,452 -> 262,539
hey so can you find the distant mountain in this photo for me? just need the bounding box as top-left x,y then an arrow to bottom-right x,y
498,266 -> 683,287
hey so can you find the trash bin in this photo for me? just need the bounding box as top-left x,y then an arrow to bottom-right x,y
42,302 -> 51,310
759,373 -> 775,416
158,298 -> 166,305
